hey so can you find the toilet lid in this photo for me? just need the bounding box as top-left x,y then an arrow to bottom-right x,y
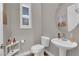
31,44 -> 44,53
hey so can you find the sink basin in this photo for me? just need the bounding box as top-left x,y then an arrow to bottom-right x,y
51,38 -> 78,49
51,38 -> 78,56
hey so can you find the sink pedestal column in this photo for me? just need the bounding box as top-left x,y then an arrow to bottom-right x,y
59,48 -> 67,56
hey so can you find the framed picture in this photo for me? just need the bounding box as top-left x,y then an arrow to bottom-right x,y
20,3 -> 32,29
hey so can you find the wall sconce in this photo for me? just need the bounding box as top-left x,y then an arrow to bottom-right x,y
57,16 -> 66,27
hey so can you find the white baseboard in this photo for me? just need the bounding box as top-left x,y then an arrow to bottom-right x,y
18,50 -> 31,56
18,49 -> 55,56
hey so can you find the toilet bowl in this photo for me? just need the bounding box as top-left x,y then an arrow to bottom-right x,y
31,36 -> 50,56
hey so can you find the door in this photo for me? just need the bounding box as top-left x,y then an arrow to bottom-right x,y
0,3 -> 4,56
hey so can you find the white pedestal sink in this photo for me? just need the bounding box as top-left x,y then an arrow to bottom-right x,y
51,38 -> 78,56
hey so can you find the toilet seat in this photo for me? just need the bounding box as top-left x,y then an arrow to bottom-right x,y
31,36 -> 50,56
31,44 -> 44,54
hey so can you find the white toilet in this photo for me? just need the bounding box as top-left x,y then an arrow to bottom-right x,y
31,36 -> 50,56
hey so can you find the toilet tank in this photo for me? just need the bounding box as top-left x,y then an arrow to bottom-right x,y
41,36 -> 50,47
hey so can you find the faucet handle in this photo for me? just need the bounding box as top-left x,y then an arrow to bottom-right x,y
58,33 -> 61,38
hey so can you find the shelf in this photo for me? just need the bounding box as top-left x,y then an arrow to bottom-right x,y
7,49 -> 20,56
6,41 -> 20,48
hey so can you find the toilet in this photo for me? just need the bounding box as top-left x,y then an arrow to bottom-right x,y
31,36 -> 50,56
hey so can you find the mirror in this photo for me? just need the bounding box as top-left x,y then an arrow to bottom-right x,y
67,4 -> 79,32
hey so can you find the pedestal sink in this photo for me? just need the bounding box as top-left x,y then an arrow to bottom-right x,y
51,38 -> 78,56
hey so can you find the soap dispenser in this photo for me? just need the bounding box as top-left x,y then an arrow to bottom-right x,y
69,33 -> 75,43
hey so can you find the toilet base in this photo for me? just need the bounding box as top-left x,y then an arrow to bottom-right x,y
31,44 -> 45,56
34,49 -> 44,56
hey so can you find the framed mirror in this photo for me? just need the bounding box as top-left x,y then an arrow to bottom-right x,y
20,3 -> 32,29
67,4 -> 79,32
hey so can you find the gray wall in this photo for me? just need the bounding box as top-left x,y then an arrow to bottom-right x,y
4,3 -> 42,54
32,4 -> 42,45
42,3 -> 59,56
